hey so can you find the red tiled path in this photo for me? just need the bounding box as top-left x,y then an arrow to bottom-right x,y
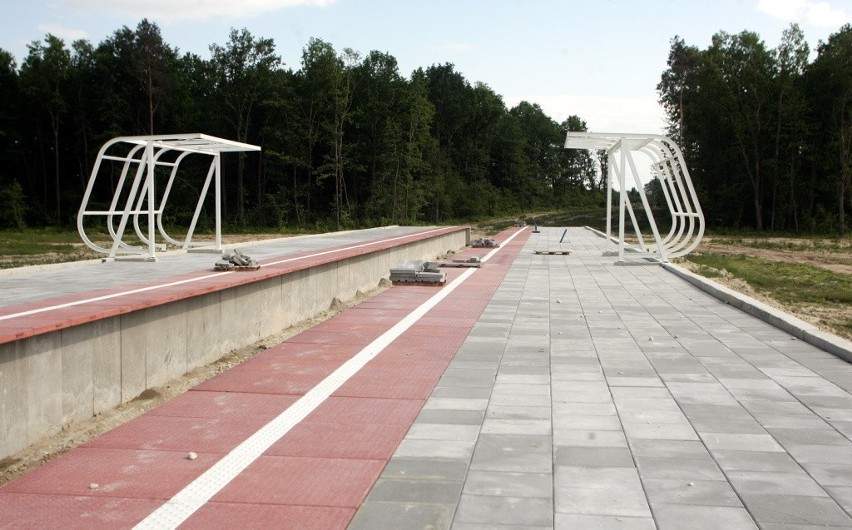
0,227 -> 530,529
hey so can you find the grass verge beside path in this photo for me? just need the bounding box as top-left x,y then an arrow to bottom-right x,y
680,253 -> 852,341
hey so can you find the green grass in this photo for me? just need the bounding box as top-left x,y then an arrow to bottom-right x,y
533,208 -> 609,232
708,236 -> 851,253
0,228 -> 85,256
684,253 -> 852,305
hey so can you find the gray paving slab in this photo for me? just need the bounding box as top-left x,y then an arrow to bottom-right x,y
0,226 -> 434,307
350,227 -> 852,529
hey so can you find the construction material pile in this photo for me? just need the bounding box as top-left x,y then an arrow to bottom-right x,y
389,260 -> 446,285
440,256 -> 482,268
471,237 -> 499,248
214,249 -> 260,271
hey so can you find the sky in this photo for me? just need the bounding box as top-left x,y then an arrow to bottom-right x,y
1,0 -> 851,135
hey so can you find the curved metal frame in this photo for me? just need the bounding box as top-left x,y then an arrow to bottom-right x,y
77,134 -> 260,261
564,132 -> 704,263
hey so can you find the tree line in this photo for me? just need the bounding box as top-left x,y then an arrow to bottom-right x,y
0,20 -> 599,232
658,23 -> 852,234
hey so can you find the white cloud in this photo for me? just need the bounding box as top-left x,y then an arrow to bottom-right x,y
37,23 -> 89,41
756,0 -> 851,28
504,94 -> 667,135
58,0 -> 335,21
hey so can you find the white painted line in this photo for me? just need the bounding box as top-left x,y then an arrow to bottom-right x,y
0,227 -> 450,323
480,227 -> 525,263
0,272 -> 231,322
133,226 -> 525,529
260,226 -> 449,268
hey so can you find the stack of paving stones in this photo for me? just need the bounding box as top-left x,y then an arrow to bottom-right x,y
389,260 -> 446,284
351,228 -> 852,529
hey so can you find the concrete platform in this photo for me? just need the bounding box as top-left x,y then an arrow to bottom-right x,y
0,226 -> 469,459
2,226 -> 852,529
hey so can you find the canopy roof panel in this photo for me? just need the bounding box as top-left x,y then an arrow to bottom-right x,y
113,133 -> 260,155
564,132 -> 660,151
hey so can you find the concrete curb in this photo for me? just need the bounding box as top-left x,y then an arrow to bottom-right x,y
663,262 -> 852,364
582,225 -> 852,363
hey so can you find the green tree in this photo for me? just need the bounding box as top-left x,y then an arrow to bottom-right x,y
706,31 -> 776,230
325,48 -> 359,229
0,49 -> 21,196
20,34 -> 71,225
0,179 -> 27,230
808,24 -> 852,235
294,38 -> 340,223
769,23 -> 809,230
132,19 -> 177,135
658,36 -> 702,147
209,28 -> 281,223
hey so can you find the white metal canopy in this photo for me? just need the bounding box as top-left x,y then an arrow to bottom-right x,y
77,134 -> 261,261
565,132 -> 704,263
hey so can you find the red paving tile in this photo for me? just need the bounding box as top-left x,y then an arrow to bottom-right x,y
385,333 -> 467,352
284,329 -> 374,346
1,447 -> 219,500
304,397 -> 423,425
266,422 -> 410,460
0,492 -> 162,529
82,414 -> 275,454
148,391 -> 298,420
195,366 -> 335,395
182,503 -> 354,530
211,456 -> 384,508
334,371 -> 447,400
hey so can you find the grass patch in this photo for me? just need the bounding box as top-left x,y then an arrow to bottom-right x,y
0,228 -> 85,256
708,236 -> 851,253
685,254 -> 852,305
534,208 -> 609,232
683,253 -> 852,339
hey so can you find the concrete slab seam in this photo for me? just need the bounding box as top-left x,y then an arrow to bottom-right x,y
132,227 -> 524,529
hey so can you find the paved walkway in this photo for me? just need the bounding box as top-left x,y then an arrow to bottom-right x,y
2,226 -> 852,529
353,227 -> 852,529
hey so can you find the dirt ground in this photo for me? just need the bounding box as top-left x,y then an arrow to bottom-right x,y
698,238 -> 852,275
678,237 -> 852,341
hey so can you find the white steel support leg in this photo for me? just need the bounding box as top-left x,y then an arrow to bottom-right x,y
625,146 -> 667,262
146,141 -> 157,261
617,144 -> 626,263
184,160 -> 216,250
605,152 -> 614,255
214,153 -> 222,252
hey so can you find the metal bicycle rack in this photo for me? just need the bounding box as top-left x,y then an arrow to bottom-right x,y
564,132 -> 704,264
77,134 -> 260,261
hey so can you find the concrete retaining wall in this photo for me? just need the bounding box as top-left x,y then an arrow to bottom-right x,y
0,228 -> 469,461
